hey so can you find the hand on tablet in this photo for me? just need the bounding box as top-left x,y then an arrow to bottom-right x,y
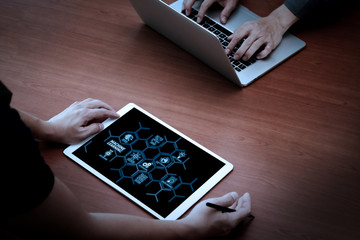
47,98 -> 119,144
181,192 -> 252,237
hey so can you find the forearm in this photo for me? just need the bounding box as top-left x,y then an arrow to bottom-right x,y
88,213 -> 197,240
17,99 -> 120,145
6,177 -> 198,240
17,110 -> 55,142
269,4 -> 299,34
6,177 -> 250,239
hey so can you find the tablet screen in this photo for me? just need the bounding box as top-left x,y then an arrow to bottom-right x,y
65,103 -> 232,219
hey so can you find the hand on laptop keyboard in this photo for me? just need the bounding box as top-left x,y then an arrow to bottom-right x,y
182,0 -> 240,24
182,1 -> 299,61
226,5 -> 299,61
182,8 -> 256,72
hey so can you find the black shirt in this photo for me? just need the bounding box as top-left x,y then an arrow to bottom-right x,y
284,0 -> 335,19
0,81 -> 54,221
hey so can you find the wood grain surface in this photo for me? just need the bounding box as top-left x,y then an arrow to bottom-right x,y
1,0 -> 359,239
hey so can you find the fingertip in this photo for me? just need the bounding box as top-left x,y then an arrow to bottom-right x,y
240,192 -> 251,203
243,192 -> 250,200
220,7 -> 231,24
223,192 -> 239,206
256,52 -> 266,59
210,192 -> 239,207
92,122 -> 104,133
81,123 -> 103,141
257,45 -> 272,60
183,8 -> 189,16
229,191 -> 239,200
102,109 -> 119,119
242,192 -> 252,211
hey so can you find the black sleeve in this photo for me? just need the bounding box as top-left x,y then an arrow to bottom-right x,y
284,0 -> 333,19
0,81 -> 55,221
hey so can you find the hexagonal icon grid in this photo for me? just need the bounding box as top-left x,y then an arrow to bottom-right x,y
104,122 -> 197,203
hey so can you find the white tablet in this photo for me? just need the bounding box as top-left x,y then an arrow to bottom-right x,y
64,103 -> 233,220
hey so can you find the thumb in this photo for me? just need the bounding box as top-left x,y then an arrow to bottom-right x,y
220,3 -> 236,24
211,192 -> 239,207
80,122 -> 104,139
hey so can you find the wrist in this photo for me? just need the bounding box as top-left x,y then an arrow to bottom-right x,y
39,119 -> 57,142
269,4 -> 299,34
18,109 -> 56,142
177,218 -> 205,240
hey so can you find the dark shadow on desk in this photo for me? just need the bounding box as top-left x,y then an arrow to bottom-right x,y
291,0 -> 360,30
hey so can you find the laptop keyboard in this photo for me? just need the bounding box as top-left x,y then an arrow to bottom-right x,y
183,8 -> 256,72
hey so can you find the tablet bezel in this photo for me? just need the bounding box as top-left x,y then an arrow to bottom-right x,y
64,103 -> 233,220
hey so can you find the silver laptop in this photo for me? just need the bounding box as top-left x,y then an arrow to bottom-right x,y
129,0 -> 306,87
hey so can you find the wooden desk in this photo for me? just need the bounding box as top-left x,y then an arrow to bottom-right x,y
1,0 -> 359,239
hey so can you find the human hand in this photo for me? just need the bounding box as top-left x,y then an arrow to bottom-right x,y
181,192 -> 252,238
225,4 -> 299,61
46,98 -> 119,144
182,0 -> 240,24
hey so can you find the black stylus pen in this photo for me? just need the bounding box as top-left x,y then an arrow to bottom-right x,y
206,202 -> 236,212
206,202 -> 255,220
